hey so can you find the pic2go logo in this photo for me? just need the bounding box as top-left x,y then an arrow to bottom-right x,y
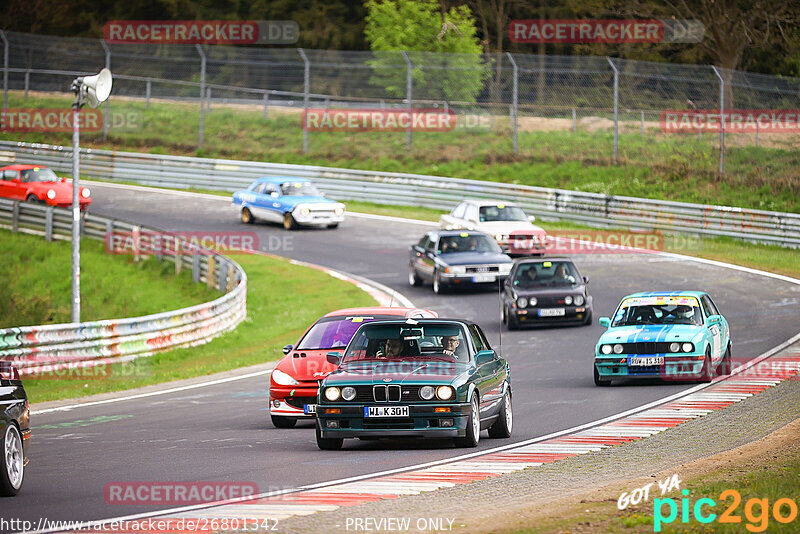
654,489 -> 799,532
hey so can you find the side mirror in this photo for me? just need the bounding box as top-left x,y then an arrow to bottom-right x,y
599,317 -> 611,328
326,351 -> 341,365
475,350 -> 495,365
282,344 -> 294,355
706,315 -> 722,325
583,275 -> 589,284
528,215 -> 536,222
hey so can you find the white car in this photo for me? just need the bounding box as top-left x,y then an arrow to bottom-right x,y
440,200 -> 546,255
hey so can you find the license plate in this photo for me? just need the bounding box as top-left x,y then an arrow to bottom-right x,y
538,308 -> 566,317
364,406 -> 409,418
304,404 -> 317,414
630,357 -> 664,366
472,274 -> 496,283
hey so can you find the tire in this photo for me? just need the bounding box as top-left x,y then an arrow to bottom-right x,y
487,389 -> 513,438
326,223 -> 339,229
315,421 -> 343,451
433,270 -> 447,294
0,424 -> 24,496
583,310 -> 593,326
241,207 -> 255,224
270,414 -> 297,429
718,345 -> 732,376
698,349 -> 713,383
26,194 -> 41,204
506,306 -> 520,331
408,265 -> 422,287
283,213 -> 297,230
454,394 -> 480,448
594,365 -> 611,387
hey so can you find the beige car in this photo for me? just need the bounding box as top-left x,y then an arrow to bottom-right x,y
439,200 -> 546,255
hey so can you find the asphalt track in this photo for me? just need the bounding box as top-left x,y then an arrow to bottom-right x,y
9,183 -> 800,527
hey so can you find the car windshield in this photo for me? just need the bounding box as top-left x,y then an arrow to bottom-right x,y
21,168 -> 59,182
612,296 -> 703,327
280,182 -> 320,197
479,205 -> 527,222
342,323 -> 469,363
437,234 -> 501,254
296,315 -> 397,350
513,260 -> 579,287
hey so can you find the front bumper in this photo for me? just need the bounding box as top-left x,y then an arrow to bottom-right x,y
317,402 -> 470,439
269,385 -> 319,418
291,209 -> 344,226
512,305 -> 591,325
439,272 -> 508,286
595,354 -> 706,380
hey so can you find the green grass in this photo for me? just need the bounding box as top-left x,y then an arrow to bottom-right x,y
0,230 -> 216,328
4,91 -> 799,214
23,251 -> 377,403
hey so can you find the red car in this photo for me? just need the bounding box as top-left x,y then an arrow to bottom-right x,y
269,307 -> 438,428
0,164 -> 91,209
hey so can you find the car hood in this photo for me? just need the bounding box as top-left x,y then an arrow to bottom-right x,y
512,284 -> 585,297
599,324 -> 703,344
476,221 -> 544,234
438,251 -> 512,266
27,181 -> 89,202
283,196 -> 341,208
325,360 -> 470,385
274,350 -> 338,382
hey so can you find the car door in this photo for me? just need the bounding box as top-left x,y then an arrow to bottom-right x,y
417,235 -> 437,281
261,182 -> 284,222
463,204 -> 480,230
703,295 -> 728,358
0,169 -> 18,199
470,324 -> 506,420
699,295 -> 722,362
441,202 -> 467,229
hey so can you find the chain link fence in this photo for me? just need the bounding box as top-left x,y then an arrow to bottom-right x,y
2,29 -> 800,169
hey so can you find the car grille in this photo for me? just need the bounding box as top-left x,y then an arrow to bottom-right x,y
533,296 -> 570,307
622,342 -> 674,355
465,265 -> 500,274
351,385 -> 425,402
284,396 -> 317,409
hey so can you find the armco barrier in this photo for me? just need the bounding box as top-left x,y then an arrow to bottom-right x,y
1,140 -> 799,248
0,198 -> 247,375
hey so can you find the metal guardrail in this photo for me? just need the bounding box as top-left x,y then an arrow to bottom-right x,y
0,197 -> 247,375
1,140 -> 799,248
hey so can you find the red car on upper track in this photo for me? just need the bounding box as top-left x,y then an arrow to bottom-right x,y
269,307 -> 438,428
0,164 -> 91,209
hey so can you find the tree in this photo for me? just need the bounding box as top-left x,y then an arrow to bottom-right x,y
364,0 -> 489,103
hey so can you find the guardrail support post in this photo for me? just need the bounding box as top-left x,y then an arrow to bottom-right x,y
196,44 -> 206,148
227,264 -> 235,292
711,66 -> 725,175
401,51 -> 413,154
218,259 -> 227,293
192,255 -> 201,283
1,31 -> 8,125
100,40 -> 111,141
45,207 -> 53,241
145,79 -> 151,109
298,48 -> 310,154
507,52 -> 519,156
607,57 -> 619,163
207,255 -> 216,288
24,70 -> 29,99
11,201 -> 18,233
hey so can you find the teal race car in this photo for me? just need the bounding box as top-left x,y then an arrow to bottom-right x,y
593,291 -> 732,386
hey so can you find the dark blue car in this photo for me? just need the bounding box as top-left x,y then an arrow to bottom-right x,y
409,230 -> 513,294
233,177 -> 345,230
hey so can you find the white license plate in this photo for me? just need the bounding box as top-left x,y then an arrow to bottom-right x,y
364,406 -> 409,418
304,404 -> 317,414
472,274 -> 496,283
538,308 -> 566,317
630,357 -> 664,366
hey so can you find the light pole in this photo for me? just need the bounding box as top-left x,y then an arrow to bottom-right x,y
69,68 -> 112,323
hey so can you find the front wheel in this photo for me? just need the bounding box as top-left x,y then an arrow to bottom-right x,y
454,395 -> 480,448
408,265 -> 422,287
315,422 -> 343,450
718,345 -> 732,376
594,365 -> 611,387
26,194 -> 41,204
0,424 -> 24,496
488,390 -> 513,438
283,213 -> 298,230
432,270 -> 447,294
241,207 -> 255,224
698,350 -> 713,383
270,414 -> 297,429
326,223 -> 339,229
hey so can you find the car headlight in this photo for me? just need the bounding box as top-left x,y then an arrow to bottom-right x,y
334,207 -> 344,216
81,188 -> 91,198
682,343 -> 694,353
436,386 -> 454,400
47,189 -> 56,199
601,344 -> 613,355
324,387 -> 341,401
341,386 -> 356,401
613,344 -> 624,354
529,297 -> 537,306
448,265 -> 467,274
498,263 -> 512,274
574,295 -> 585,306
271,369 -> 299,386
299,207 -> 310,216
517,297 -> 528,308
669,342 -> 681,353
564,295 -> 573,305
495,234 -> 504,241
419,386 -> 435,400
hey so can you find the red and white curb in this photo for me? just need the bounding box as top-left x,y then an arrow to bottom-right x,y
104,351 -> 798,528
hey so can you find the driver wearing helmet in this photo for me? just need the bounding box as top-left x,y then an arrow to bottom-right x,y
673,305 -> 696,324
